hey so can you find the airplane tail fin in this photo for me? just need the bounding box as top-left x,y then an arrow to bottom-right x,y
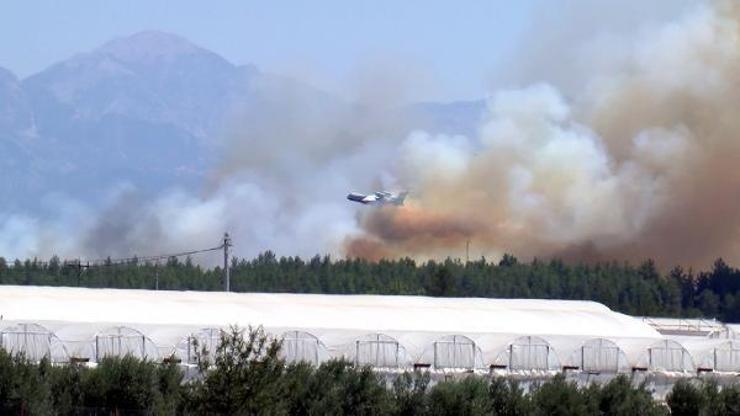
395,191 -> 409,205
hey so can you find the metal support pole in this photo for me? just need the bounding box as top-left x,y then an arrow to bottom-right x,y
223,233 -> 232,292
433,342 -> 438,369
581,346 -> 585,371
509,345 -> 513,371
375,339 -> 380,367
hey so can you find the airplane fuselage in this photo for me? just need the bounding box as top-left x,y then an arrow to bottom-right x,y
347,191 -> 407,206
347,192 -> 379,204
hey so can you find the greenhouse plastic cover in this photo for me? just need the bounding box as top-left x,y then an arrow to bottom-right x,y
0,285 -> 732,373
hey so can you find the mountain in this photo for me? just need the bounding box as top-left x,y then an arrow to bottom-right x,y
0,31 -> 481,214
0,67 -> 42,209
4,32 -> 270,207
0,67 -> 33,135
24,31 -> 257,140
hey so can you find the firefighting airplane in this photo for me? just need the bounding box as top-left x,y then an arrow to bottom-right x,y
347,191 -> 408,206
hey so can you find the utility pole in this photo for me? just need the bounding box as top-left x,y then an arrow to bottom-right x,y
223,233 -> 232,292
154,263 -> 159,291
465,240 -> 470,264
71,260 -> 90,286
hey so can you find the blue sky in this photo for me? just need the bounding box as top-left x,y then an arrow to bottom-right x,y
0,0 -> 697,101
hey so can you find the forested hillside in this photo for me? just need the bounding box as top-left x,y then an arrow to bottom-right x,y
1,252 -> 739,322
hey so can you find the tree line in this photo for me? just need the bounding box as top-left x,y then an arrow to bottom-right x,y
2,326 -> 739,415
1,252 -> 740,322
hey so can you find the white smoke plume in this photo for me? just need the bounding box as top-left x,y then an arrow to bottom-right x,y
347,1 -> 740,268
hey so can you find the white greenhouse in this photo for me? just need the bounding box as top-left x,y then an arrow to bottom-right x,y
279,330 -> 331,366
176,327 -> 224,364
0,323 -> 69,363
0,285 -> 732,376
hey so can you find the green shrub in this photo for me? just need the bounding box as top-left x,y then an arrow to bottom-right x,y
4,329 -> 740,416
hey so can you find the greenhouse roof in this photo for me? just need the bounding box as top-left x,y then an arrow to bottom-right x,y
8,285 -> 732,374
0,285 -> 660,339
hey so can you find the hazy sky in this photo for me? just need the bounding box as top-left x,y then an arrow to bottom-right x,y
0,0 -> 698,101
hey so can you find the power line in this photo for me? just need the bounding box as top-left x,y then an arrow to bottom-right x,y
2,235 -> 234,291
3,239 -> 226,269
84,243 -> 225,267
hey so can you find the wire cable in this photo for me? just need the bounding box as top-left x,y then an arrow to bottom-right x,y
4,241 -> 225,269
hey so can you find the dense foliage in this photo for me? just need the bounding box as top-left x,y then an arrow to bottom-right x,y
6,326 -> 738,415
2,252 -> 740,321
0,349 -> 182,415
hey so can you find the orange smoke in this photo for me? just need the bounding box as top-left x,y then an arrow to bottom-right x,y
345,204 -> 484,260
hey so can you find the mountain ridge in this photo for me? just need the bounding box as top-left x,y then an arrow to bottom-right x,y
1,31 -> 483,214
